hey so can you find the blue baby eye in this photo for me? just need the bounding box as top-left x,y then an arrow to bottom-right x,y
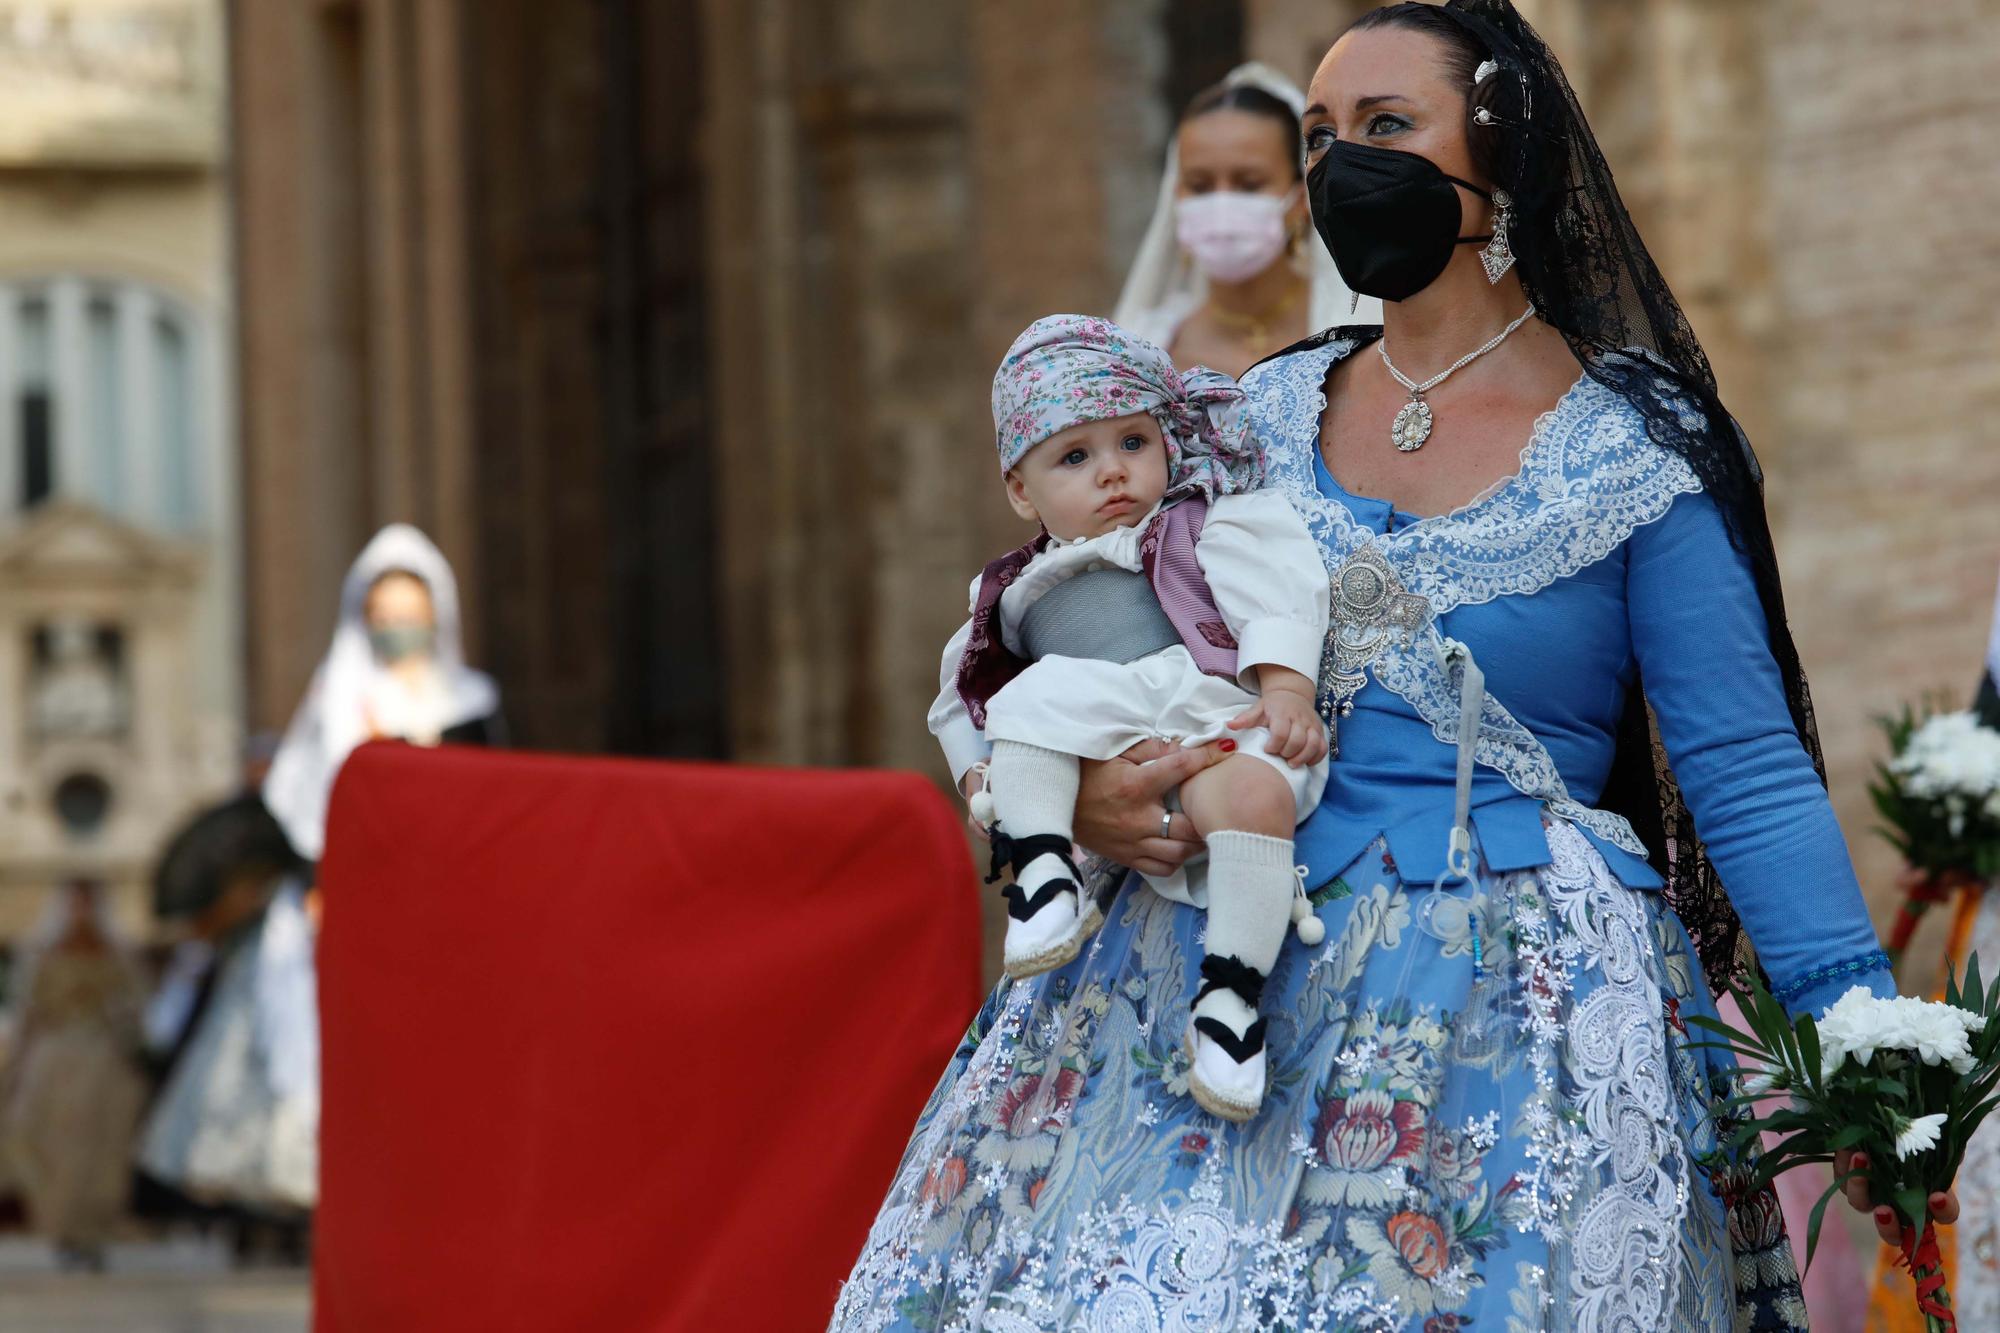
1121,435 -> 1147,451
1062,449 -> 1088,466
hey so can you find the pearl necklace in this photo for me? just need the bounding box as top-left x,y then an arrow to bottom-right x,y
1377,306 -> 1536,452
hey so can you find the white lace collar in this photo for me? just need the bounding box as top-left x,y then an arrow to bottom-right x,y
1237,335 -> 1702,859
1247,336 -> 1701,614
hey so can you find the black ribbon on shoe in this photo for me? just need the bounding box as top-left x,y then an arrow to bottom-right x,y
986,830 -> 1085,923
1191,954 -> 1271,1065
1193,953 -> 1268,1009
1192,1014 -> 1268,1064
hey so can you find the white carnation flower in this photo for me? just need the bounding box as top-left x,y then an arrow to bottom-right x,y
1895,1113 -> 1947,1160
1815,986 -> 1987,1079
1895,711 -> 2000,800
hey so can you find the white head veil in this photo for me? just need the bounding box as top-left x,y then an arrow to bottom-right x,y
262,524 -> 498,861
1112,61 -> 1381,351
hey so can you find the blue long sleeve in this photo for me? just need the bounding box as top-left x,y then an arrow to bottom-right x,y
1627,492 -> 1892,1014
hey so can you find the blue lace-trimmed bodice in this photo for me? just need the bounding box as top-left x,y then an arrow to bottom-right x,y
1247,335 -> 1891,1015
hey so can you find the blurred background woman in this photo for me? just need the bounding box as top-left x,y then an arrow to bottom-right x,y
0,881 -> 146,1270
1114,62 -> 1377,377
135,796 -> 315,1256
262,523 -> 502,865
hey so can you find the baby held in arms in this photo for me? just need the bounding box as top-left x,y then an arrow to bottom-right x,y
930,314 -> 1331,1121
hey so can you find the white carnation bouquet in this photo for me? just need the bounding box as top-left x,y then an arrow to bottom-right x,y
1693,959 -> 2000,1332
1873,708 -> 2000,963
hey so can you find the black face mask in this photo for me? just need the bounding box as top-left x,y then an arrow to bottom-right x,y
1308,140 -> 1494,303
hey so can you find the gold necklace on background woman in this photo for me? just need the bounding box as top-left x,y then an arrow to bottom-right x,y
1200,274 -> 1307,365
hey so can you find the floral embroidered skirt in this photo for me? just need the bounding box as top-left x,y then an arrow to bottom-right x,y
830,820 -> 1807,1332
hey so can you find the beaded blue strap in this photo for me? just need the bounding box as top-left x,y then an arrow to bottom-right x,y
1769,949 -> 1891,1005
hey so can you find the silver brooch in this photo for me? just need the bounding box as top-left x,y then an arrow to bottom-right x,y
1315,546 -> 1433,752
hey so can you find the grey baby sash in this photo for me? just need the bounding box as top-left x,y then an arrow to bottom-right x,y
1016,568 -> 1181,665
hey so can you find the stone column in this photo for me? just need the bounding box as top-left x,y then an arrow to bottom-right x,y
703,0 -> 1001,769
117,286 -> 162,528
48,276 -> 89,504
231,0 -> 483,729
233,0 -> 365,729
0,285 -> 18,512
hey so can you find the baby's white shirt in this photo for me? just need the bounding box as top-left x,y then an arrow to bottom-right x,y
928,490 -> 1328,784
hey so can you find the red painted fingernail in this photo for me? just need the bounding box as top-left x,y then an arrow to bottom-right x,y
1875,1208 -> 1893,1225
1219,739 -> 1236,753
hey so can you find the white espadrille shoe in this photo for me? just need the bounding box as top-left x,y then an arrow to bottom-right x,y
989,831 -> 1103,979
1184,954 -> 1269,1122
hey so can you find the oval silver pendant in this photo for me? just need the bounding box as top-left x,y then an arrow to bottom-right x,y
1391,396 -> 1433,452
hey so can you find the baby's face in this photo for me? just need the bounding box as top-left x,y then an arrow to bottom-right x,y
1005,410 -> 1170,541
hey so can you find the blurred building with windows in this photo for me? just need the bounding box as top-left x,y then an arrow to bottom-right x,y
226,0 -> 2000,972
0,0 -> 236,938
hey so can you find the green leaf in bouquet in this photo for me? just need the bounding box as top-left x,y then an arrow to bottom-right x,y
1871,1078 -> 1911,1104
1687,1038 -> 1783,1072
1733,983 -> 1800,1076
1728,1109 -> 1814,1156
1686,1012 -> 1767,1056
1826,1123 -> 1871,1152
1964,952 -> 1984,1013
1895,1186 -> 1931,1248
1746,1146 -> 1824,1193
1805,1169 -> 1862,1274
1727,1125 -> 1769,1157
1794,1015 -> 1822,1092
1958,1093 -> 2000,1149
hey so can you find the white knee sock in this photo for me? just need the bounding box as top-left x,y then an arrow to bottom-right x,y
988,741 -> 1081,896
1195,830 -> 1295,1033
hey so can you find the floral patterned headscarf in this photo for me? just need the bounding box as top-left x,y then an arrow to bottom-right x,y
990,314 -> 1262,498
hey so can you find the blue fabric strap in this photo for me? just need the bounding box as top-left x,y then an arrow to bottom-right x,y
1769,950 -> 1892,1006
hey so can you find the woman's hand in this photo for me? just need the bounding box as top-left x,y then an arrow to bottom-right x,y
1835,1148 -> 1960,1243
1075,738 -> 1233,877
1896,865 -> 1981,900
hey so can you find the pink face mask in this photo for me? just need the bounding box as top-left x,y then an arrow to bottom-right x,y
1174,189 -> 1295,284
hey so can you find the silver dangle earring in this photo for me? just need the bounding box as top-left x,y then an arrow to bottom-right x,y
1481,189 -> 1515,284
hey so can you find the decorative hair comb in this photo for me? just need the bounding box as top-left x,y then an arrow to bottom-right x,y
1474,58 -> 1500,83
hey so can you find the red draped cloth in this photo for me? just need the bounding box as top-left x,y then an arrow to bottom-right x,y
314,743 -> 980,1332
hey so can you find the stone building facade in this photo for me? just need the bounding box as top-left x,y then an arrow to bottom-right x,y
229,1 -> 2000,978
0,0 -> 238,937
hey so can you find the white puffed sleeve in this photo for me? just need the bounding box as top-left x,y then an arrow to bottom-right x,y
1195,491 -> 1329,687
926,574 -> 990,784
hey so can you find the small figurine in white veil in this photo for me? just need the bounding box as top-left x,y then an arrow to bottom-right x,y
1113,61 -> 1381,377
262,523 -> 502,864
0,880 -> 147,1268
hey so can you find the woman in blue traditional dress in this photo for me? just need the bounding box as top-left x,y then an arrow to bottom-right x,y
833,4 -> 1920,1328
